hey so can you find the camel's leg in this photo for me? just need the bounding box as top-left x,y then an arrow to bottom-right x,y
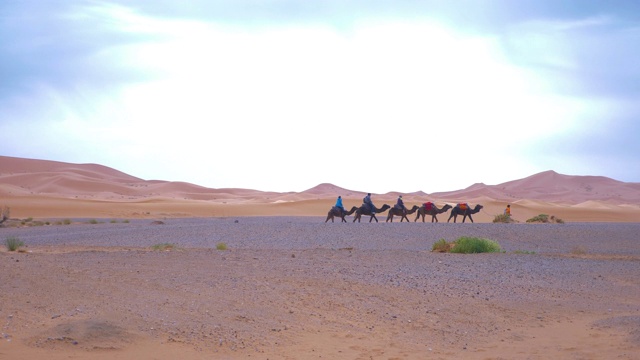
467,214 -> 474,223
325,214 -> 332,223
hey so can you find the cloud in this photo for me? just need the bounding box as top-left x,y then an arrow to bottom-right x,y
1,1 -> 638,193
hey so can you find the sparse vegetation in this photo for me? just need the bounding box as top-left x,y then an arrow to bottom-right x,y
63,219 -> 72,225
513,250 -> 536,255
5,236 -> 24,252
432,238 -> 451,252
451,237 -> 502,254
88,219 -> 99,224
432,237 -> 501,254
110,219 -> 117,223
216,242 -> 228,251
123,219 -> 130,223
493,214 -> 514,223
527,214 -> 565,224
151,243 -> 178,251
571,246 -> 587,255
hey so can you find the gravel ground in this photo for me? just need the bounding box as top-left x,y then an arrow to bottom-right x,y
4,216 -> 640,255
1,218 -> 639,359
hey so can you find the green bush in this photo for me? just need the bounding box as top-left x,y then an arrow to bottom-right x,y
493,214 -> 513,223
450,237 -> 501,254
216,242 -> 228,251
527,214 -> 549,223
5,236 -> 24,251
432,238 -> 451,252
526,214 -> 564,224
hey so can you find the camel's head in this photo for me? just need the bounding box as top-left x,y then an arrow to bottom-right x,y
443,204 -> 453,210
475,204 -> 484,211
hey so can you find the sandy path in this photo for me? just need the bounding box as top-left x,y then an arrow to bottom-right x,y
1,218 -> 639,359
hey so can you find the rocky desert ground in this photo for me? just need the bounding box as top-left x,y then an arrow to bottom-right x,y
1,217 -> 639,359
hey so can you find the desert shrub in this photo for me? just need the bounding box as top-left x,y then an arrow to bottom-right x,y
513,250 -> 536,254
432,238 -> 451,252
527,214 -> 565,224
151,243 -> 177,251
110,219 -> 117,223
527,214 -> 549,223
216,242 -> 228,251
88,219 -> 99,224
550,215 -> 565,224
493,214 -> 513,223
571,246 -> 587,255
5,236 -> 24,251
450,237 -> 501,254
63,219 -> 72,225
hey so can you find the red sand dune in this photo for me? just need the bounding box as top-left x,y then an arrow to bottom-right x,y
1,155 -> 639,221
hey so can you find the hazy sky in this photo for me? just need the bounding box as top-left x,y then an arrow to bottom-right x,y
1,1 -> 639,193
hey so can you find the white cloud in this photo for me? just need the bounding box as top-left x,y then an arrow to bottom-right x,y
3,3 -> 632,193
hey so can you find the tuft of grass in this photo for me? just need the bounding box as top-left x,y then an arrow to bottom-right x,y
63,219 -> 72,225
5,236 -> 25,252
571,246 -> 587,255
432,238 -> 451,252
450,236 -> 502,254
110,219 -> 117,223
513,250 -> 536,255
88,219 -> 99,224
151,243 -> 177,251
123,219 -> 130,223
216,242 -> 228,251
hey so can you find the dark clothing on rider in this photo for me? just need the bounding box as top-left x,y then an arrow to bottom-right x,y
396,196 -> 406,213
363,194 -> 375,213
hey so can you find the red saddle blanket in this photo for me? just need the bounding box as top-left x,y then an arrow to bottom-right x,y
458,203 -> 468,211
423,202 -> 433,211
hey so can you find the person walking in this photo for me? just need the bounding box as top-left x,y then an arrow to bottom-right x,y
504,204 -> 511,217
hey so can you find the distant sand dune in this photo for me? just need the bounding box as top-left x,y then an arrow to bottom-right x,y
1,156 -> 639,221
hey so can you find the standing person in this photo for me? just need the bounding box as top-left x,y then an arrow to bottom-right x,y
335,195 -> 345,213
504,204 -> 511,217
363,193 -> 375,213
396,195 -> 407,214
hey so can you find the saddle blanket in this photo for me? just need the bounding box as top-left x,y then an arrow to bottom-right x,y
423,202 -> 433,211
458,203 -> 468,211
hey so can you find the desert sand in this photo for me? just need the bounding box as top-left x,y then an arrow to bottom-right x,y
1,156 -> 640,359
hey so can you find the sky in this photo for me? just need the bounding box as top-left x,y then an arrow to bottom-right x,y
1,0 -> 639,194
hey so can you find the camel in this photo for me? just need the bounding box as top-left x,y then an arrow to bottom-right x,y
415,203 -> 453,223
353,204 -> 391,223
447,203 -> 483,223
325,206 -> 358,223
386,205 -> 420,222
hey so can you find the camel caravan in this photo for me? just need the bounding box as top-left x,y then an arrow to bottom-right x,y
325,195 -> 483,223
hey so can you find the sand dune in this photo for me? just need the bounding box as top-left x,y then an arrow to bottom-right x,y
1,156 -> 639,222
